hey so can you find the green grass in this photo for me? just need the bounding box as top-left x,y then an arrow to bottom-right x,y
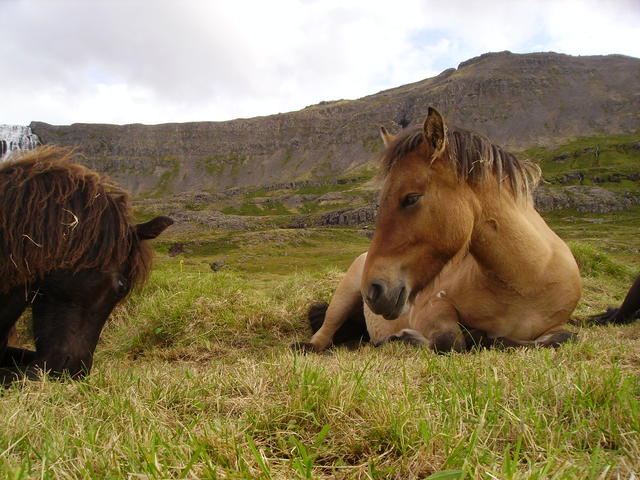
150,158 -> 180,198
155,228 -> 371,277
299,201 -> 352,215
526,134 -> 640,189
294,182 -> 361,196
2,336 -> 638,479
2,212 -> 639,478
545,207 -> 640,272
221,201 -> 292,216
199,154 -> 249,177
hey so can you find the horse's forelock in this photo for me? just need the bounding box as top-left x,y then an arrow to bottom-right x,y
379,126 -> 540,203
0,146 -> 152,291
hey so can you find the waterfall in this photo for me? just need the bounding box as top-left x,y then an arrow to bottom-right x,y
0,125 -> 40,161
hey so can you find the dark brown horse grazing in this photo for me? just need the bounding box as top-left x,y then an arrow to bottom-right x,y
295,108 -> 581,352
589,275 -> 640,324
0,146 -> 172,381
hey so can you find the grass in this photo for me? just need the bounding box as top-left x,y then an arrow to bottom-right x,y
197,173 -> 374,218
525,133 -> 640,189
155,228 -> 372,277
2,335 -> 638,479
1,211 -> 639,478
221,201 -> 292,216
150,158 -> 180,198
199,154 -> 249,178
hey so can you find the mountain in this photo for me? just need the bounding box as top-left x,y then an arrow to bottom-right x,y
30,51 -> 640,196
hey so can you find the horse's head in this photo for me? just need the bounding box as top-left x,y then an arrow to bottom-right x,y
29,216 -> 172,378
362,108 -> 478,319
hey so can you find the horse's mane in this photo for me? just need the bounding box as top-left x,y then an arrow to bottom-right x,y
0,145 -> 152,292
380,125 -> 541,202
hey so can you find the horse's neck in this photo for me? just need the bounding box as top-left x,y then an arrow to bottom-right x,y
469,198 -> 554,292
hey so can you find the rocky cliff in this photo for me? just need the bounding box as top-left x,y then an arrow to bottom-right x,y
30,51 -> 640,196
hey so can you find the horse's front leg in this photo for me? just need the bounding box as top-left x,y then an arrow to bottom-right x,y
0,286 -> 32,365
292,253 -> 368,352
375,296 -> 467,353
0,286 -> 36,383
464,328 -> 577,350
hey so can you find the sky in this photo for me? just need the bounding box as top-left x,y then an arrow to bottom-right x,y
2,0 -> 639,126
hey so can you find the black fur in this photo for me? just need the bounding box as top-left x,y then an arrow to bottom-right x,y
307,300 -> 370,347
432,330 -> 465,353
589,275 -> 640,325
462,327 -> 576,350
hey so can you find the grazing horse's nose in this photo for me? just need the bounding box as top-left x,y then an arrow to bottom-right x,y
364,278 -> 407,320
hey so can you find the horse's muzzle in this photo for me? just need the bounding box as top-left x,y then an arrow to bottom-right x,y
29,353 -> 93,379
364,279 -> 408,320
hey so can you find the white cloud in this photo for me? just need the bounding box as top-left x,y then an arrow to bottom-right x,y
0,0 -> 638,125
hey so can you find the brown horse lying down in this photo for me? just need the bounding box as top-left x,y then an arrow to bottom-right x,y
589,275 -> 640,325
295,108 -> 581,352
0,146 -> 172,381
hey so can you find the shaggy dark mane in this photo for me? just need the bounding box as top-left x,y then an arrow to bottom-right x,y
380,125 -> 541,202
0,145 -> 152,292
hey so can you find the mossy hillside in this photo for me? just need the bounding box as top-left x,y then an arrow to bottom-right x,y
150,158 -> 181,197
527,134 -> 640,189
221,201 -> 292,216
170,174 -> 376,218
198,154 -> 250,178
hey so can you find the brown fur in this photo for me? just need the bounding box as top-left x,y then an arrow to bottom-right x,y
0,146 -> 152,292
300,109 -> 580,353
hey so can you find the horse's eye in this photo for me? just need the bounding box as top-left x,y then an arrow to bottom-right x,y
116,278 -> 128,296
401,193 -> 422,208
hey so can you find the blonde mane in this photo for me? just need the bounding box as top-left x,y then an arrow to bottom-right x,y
380,126 -> 541,202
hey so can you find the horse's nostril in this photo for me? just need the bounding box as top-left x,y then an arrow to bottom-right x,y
368,280 -> 384,304
396,286 -> 406,308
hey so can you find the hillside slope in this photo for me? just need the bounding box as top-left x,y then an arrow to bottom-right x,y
30,51 -> 640,196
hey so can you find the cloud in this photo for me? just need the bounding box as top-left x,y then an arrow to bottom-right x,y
1,0 -> 638,125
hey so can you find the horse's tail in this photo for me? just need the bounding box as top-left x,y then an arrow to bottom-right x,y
588,275 -> 640,325
307,300 -> 370,346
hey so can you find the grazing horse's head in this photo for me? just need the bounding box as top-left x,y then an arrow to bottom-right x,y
362,108 -> 540,319
0,146 -> 173,378
28,216 -> 172,378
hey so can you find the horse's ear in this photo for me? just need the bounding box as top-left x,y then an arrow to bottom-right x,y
423,107 -> 448,158
380,126 -> 395,148
135,216 -> 174,240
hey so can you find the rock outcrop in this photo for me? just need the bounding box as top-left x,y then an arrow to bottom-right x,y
534,186 -> 640,213
30,51 -> 640,196
287,186 -> 640,228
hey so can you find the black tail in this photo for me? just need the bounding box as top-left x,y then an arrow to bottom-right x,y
307,299 -> 370,347
588,275 -> 640,325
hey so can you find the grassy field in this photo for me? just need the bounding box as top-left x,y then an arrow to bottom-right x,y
1,209 -> 638,479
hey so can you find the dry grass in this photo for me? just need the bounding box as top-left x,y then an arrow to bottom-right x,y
1,225 -> 638,479
0,327 -> 638,479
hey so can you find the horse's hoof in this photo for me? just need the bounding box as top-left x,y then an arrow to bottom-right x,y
290,342 -> 319,354
373,336 -> 403,347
